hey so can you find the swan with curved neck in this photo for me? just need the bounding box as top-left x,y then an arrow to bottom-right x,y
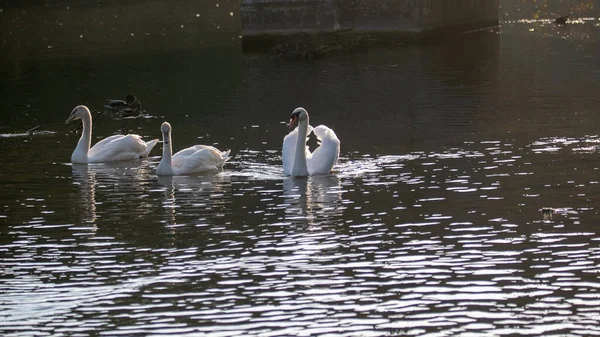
156,122 -> 230,176
65,105 -> 158,163
282,107 -> 340,176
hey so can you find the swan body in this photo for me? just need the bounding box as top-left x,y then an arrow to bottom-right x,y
282,107 -> 340,176
156,122 -> 230,176
65,105 -> 158,164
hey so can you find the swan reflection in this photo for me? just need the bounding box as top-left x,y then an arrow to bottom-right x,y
156,174 -> 232,229
71,162 -> 155,226
282,175 -> 343,225
71,164 -> 98,225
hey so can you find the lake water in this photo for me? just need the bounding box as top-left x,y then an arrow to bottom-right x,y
2,6 -> 600,337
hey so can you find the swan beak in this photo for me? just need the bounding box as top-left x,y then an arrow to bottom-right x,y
288,115 -> 299,129
65,115 -> 75,124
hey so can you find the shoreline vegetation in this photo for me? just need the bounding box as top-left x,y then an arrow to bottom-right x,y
243,23 -> 498,60
266,30 -> 369,60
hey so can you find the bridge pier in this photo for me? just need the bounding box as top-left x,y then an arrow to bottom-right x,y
242,0 -> 499,54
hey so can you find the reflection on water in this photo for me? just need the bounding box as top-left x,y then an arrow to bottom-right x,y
71,164 -> 99,225
2,8 -> 600,337
0,0 -> 240,63
156,174 -> 233,229
0,130 -> 57,138
282,175 -> 343,224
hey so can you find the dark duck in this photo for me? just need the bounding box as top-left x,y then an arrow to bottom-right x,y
554,14 -> 570,25
105,94 -> 142,116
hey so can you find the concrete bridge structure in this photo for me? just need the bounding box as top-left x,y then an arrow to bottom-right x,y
242,0 -> 499,38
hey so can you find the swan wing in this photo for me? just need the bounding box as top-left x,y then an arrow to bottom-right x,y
172,146 -> 228,175
282,125 -> 314,176
88,134 -> 151,162
172,144 -> 212,161
307,125 -> 340,175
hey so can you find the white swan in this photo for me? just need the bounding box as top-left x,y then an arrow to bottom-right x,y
282,107 -> 340,176
65,105 -> 158,163
156,121 -> 230,176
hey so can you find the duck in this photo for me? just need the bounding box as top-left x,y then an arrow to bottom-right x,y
555,14 -> 570,25
106,94 -> 142,116
65,105 -> 158,163
282,107 -> 340,176
156,121 -> 230,176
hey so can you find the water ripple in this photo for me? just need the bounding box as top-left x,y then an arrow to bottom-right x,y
2,130 -> 600,336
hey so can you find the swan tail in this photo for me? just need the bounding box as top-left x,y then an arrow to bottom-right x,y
221,149 -> 231,162
141,139 -> 159,157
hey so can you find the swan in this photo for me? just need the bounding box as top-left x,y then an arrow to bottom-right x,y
65,105 -> 158,163
156,121 -> 230,176
282,107 -> 340,176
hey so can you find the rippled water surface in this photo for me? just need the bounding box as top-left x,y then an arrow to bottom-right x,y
3,6 -> 600,337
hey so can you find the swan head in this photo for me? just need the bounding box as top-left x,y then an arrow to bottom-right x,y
65,105 -> 91,124
126,95 -> 136,104
161,122 -> 172,144
288,107 -> 308,129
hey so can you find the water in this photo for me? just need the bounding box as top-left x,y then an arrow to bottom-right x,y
3,4 -> 600,336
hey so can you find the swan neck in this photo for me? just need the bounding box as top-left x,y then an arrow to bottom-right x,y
74,111 -> 92,161
292,116 -> 309,176
158,132 -> 174,174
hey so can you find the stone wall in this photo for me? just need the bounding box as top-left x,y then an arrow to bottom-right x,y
242,0 -> 498,36
420,0 -> 499,30
241,0 -> 337,32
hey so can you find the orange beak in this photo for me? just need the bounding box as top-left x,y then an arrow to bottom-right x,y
288,115 -> 299,129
